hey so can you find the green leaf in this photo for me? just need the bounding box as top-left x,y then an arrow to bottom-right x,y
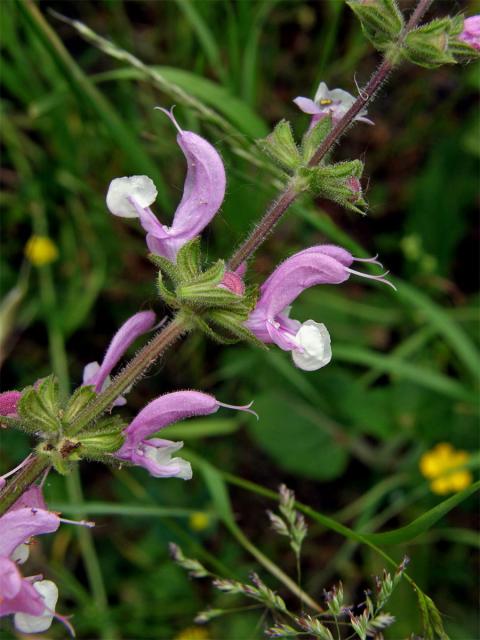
247,392 -> 348,480
333,344 -> 476,403
48,502 -> 198,518
363,481 -> 479,545
395,280 -> 480,382
195,458 -> 235,523
161,418 -> 240,439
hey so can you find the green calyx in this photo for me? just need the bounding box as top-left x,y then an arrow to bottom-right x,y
15,374 -> 126,474
403,16 -> 480,68
298,159 -> 367,215
259,118 -> 367,215
257,120 -> 301,172
150,239 -> 263,347
347,0 -> 404,52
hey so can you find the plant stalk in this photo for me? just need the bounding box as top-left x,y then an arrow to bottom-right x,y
228,0 -> 433,270
68,314 -> 189,436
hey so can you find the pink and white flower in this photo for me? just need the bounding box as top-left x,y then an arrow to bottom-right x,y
246,245 -> 394,371
294,82 -> 374,128
116,391 -> 256,479
106,109 -> 226,262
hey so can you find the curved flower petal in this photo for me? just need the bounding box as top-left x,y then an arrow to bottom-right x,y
293,97 -> 323,115
313,81 -> 330,103
118,391 -> 219,457
252,250 -> 350,320
83,310 -> 156,394
0,560 -> 46,618
0,508 -> 60,558
146,125 -> 226,259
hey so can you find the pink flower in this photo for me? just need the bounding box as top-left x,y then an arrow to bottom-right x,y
0,489 -> 91,634
83,310 -> 156,406
219,271 -> 246,296
294,82 -> 374,128
0,391 -> 22,419
246,245 -> 394,371
0,502 -> 61,634
106,109 -> 226,262
458,15 -> 480,50
116,391 -> 256,479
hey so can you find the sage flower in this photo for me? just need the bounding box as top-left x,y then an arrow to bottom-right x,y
0,489 -> 92,634
83,310 -> 156,405
0,505 -> 62,634
245,244 -> 394,371
458,15 -> 480,50
294,81 -> 374,127
116,391 -> 256,479
106,109 -> 226,262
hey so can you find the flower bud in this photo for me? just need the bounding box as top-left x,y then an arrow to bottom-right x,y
299,160 -> 367,215
404,18 -> 459,68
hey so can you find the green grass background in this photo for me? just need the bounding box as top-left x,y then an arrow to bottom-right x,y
1,0 -> 479,638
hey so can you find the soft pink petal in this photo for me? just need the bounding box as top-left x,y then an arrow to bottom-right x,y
293,97 -> 323,115
0,391 -> 21,417
88,311 -> 156,393
10,487 -> 46,512
117,391 -> 219,456
139,126 -> 226,261
0,508 -> 60,558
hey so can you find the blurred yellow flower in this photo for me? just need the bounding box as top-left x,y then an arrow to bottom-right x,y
420,443 -> 472,495
25,235 -> 58,266
189,511 -> 210,532
174,626 -> 210,640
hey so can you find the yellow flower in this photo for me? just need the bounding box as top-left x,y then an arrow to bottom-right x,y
420,443 -> 472,495
25,236 -> 58,266
189,511 -> 210,532
174,627 -> 210,640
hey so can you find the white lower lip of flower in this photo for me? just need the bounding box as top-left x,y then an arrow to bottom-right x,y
292,320 -> 332,371
14,580 -> 58,634
11,543 -> 30,564
144,442 -> 193,480
106,175 -> 157,218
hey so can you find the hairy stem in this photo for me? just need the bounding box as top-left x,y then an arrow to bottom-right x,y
228,0 -> 433,270
68,314 -> 189,436
0,456 -> 50,513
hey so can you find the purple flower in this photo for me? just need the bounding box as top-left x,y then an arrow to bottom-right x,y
83,310 -> 156,405
458,15 -> 480,50
245,245 -> 394,371
0,391 -> 21,420
0,503 -> 61,634
294,82 -> 374,128
116,391 -> 256,479
106,109 -> 226,262
0,489 -> 92,634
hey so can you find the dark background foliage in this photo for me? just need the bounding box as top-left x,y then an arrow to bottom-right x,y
1,0 -> 478,638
